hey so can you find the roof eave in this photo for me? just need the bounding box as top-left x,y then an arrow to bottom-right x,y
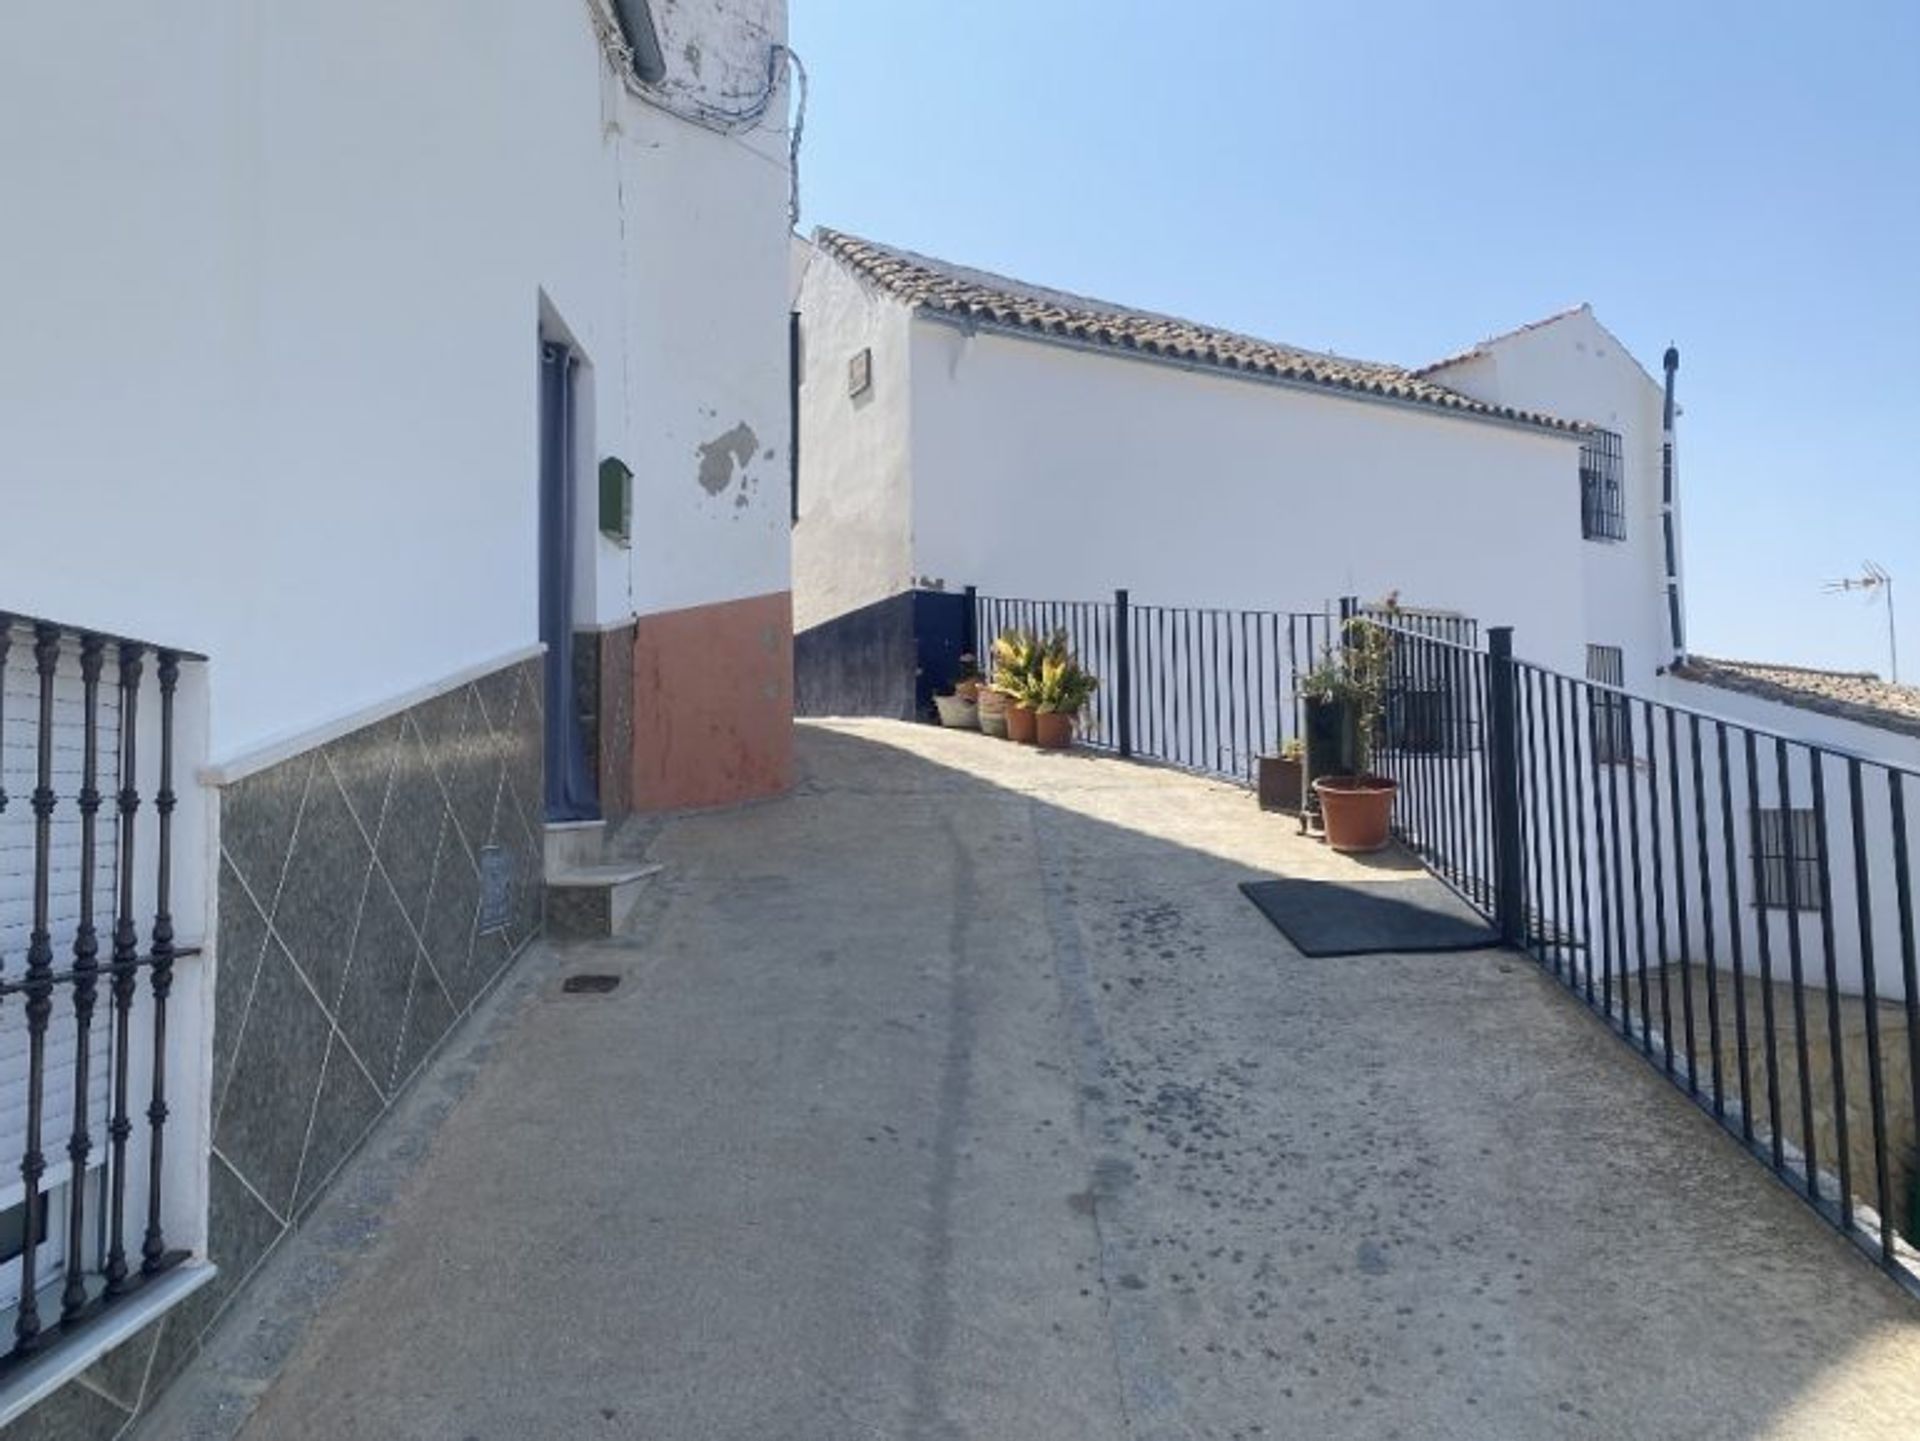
913,308 -> 1581,440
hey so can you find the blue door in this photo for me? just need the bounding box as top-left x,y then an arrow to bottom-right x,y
538,340 -> 599,822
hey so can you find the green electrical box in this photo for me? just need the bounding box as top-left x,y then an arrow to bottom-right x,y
598,456 -> 633,547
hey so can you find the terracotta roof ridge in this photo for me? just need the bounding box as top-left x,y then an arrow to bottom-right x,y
1685,654 -> 1891,684
812,228 -> 1580,434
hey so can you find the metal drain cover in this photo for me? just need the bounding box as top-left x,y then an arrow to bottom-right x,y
561,973 -> 621,995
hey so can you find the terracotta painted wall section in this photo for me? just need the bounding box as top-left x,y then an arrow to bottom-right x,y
631,590 -> 794,810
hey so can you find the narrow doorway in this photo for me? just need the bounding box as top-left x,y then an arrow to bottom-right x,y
538,337 -> 599,822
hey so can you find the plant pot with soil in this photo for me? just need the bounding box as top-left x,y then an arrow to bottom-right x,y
1300,605 -> 1400,854
1255,737 -> 1305,811
990,627 -> 1048,745
1031,644 -> 1098,751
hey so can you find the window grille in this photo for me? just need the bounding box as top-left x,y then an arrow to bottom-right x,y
1586,645 -> 1629,762
1581,428 -> 1626,541
1754,807 -> 1823,911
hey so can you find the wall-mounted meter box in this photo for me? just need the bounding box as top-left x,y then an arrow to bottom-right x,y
599,456 -> 633,547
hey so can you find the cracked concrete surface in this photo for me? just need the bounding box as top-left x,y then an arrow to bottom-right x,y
170,720 -> 1920,1439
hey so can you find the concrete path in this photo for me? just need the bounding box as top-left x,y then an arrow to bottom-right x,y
196,721 -> 1920,1439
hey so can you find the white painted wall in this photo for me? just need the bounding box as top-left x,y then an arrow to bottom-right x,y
1,0 -> 792,764
904,320 -> 1591,674
1424,308 -> 1673,691
790,247 -> 918,633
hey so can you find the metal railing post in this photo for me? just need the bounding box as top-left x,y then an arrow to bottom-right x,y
963,585 -> 978,661
1486,626 -> 1526,946
1115,588 -> 1132,759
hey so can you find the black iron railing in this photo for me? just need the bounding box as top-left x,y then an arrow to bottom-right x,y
968,589 -> 1339,785
1375,617 -> 1920,1290
0,615 -> 198,1375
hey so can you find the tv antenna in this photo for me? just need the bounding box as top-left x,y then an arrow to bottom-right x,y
1823,561 -> 1898,683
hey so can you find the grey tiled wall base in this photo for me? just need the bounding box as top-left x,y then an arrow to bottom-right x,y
8,655 -> 545,1439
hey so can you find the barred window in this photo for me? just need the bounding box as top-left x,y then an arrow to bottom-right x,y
1754,808 -> 1823,911
1586,645 -> 1629,763
1581,428 -> 1625,541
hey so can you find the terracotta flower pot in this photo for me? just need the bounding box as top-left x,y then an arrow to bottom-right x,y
1006,703 -> 1038,745
1312,776 -> 1398,854
1034,711 -> 1073,749
954,678 -> 982,702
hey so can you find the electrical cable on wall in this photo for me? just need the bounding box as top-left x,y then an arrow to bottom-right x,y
584,0 -> 807,223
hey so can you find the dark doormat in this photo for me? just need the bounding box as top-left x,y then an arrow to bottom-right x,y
1239,876 -> 1500,957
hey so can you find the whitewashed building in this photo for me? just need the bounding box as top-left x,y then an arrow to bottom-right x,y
792,230 -> 1920,1240
0,0 -> 794,1431
791,231 -> 1679,714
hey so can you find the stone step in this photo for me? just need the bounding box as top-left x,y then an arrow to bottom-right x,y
545,862 -> 663,939
543,819 -> 608,877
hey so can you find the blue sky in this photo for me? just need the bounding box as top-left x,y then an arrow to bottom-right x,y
789,0 -> 1919,678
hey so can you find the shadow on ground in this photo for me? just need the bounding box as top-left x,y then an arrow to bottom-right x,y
165,720 -> 1920,1441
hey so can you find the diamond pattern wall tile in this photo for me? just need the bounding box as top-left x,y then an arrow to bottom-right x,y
393,955 -> 457,1089
423,837 -> 482,1009
5,1371 -> 133,1440
212,854 -> 271,1115
411,684 -> 471,794
219,751 -> 313,908
334,868 -> 415,1088
472,660 -> 521,741
34,652 -> 552,1438
292,1037 -> 384,1218
444,702 -> 506,857
378,791 -> 445,933
212,932 -> 332,1216
269,765 -> 373,1011
199,1150 -> 289,1322
324,714 -> 402,844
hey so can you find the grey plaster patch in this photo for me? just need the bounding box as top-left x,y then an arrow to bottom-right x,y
695,421 -> 757,496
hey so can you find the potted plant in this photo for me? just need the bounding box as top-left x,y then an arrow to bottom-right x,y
1255,735 -> 1306,812
1299,613 -> 1398,852
977,684 -> 1011,738
933,687 -> 978,729
1032,648 -> 1098,749
991,628 -> 1044,744
953,652 -> 982,702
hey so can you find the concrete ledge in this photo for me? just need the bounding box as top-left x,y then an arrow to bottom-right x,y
0,1263 -> 217,1431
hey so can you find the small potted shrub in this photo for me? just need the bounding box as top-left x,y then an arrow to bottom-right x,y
1032,649 -> 1098,749
992,629 -> 1044,744
1255,736 -> 1306,811
1299,614 -> 1397,852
